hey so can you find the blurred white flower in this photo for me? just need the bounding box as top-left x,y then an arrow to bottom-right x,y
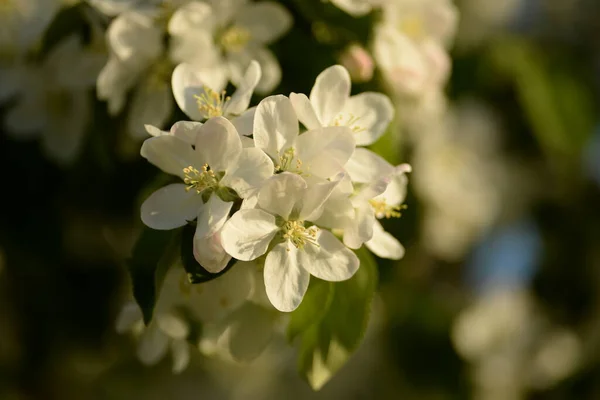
373,0 -> 457,97
221,172 -> 359,312
338,43 -> 375,83
325,0 -> 384,17
140,117 -> 273,272
1,35 -> 105,164
290,65 -> 394,147
0,0 -> 60,59
170,0 -> 292,94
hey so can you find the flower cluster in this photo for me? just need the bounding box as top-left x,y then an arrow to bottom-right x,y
140,63 -> 409,314
92,0 -> 292,138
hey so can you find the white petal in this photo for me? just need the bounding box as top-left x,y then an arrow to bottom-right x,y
156,312 -> 190,340
195,195 -> 233,238
297,175 -> 342,221
169,31 -> 221,67
193,231 -> 232,273
309,65 -> 351,125
223,302 -> 274,362
231,107 -> 256,136
140,135 -> 199,179
169,121 -> 203,144
171,63 -> 228,121
222,147 -> 274,198
258,172 -> 306,219
329,0 -> 372,16
345,147 -> 394,183
145,124 -> 167,137
301,230 -> 360,281
171,339 -> 190,374
289,92 -> 322,130
295,126 -> 356,179
247,47 -> 281,94
168,2 -> 214,37
141,184 -> 204,230
365,220 -> 405,260
342,92 -> 394,146
253,95 -> 299,160
234,2 -> 292,44
343,204 -> 375,249
108,11 -> 162,62
195,116 -> 242,172
376,164 -> 411,206
225,60 -> 261,116
137,323 -> 170,366
221,209 -> 279,261
115,301 -> 142,333
127,80 -> 173,139
264,242 -> 310,312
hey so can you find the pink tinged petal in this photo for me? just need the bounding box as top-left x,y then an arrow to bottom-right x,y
289,92 -> 322,130
140,135 -> 200,179
141,184 -> 204,230
295,126 -> 356,179
301,230 -> 360,281
231,107 -> 256,136
365,220 -> 405,260
195,195 -> 233,238
222,147 -> 275,198
234,2 -> 293,44
343,204 -> 375,249
224,302 -> 274,362
309,65 -> 351,125
137,323 -> 170,366
220,209 -> 279,261
225,60 -> 261,116
345,147 -> 394,183
193,231 -> 232,273
264,242 -> 310,312
195,116 -> 242,172
257,172 -> 307,220
253,95 -> 299,160
171,63 -> 227,121
171,339 -> 190,374
342,92 -> 394,146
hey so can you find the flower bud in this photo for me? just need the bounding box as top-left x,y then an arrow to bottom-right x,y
339,44 -> 374,83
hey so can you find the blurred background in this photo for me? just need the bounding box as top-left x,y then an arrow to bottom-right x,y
1,0 -> 600,399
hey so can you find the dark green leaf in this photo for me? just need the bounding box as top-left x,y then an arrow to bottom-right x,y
294,247 -> 378,390
127,226 -> 181,325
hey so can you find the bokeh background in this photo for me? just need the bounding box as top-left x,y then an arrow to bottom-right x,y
2,0 -> 600,399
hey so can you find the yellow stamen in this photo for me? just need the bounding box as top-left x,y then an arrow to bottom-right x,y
194,87 -> 230,118
183,164 -> 219,194
219,25 -> 251,53
333,113 -> 365,133
369,199 -> 407,219
282,220 -> 319,250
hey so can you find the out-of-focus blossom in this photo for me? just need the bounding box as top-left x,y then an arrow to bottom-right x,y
0,0 -> 60,60
452,289 -> 582,398
338,43 -> 375,83
1,35 -> 105,164
373,0 -> 458,98
325,0 -> 385,17
170,0 -> 292,94
412,101 -> 511,261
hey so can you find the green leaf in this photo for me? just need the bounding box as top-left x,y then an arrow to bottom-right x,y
127,226 -> 181,325
293,247 -> 378,390
180,224 -> 233,284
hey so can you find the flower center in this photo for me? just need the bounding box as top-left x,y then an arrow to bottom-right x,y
183,164 -> 219,194
369,199 -> 407,219
219,25 -> 251,53
332,113 -> 365,133
282,220 -> 319,250
275,147 -> 310,176
399,15 -> 425,40
194,87 -> 230,118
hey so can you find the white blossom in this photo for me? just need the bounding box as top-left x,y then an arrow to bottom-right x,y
140,117 -> 273,272
221,172 -> 359,312
290,65 -> 393,147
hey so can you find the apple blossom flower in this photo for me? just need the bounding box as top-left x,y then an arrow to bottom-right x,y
325,0 -> 385,17
140,117 -> 273,272
221,172 -> 359,312
338,43 -> 375,83
254,94 -> 356,178
290,65 -> 393,147
169,0 -> 292,94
